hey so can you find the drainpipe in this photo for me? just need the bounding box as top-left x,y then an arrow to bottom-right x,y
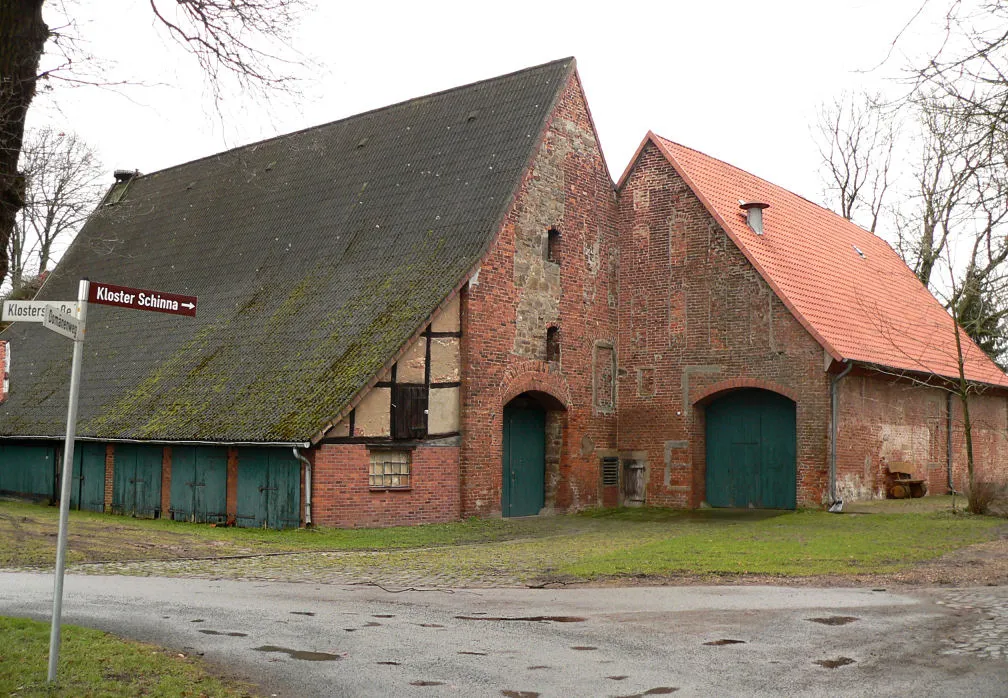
946,392 -> 956,494
829,360 -> 854,512
293,447 -> 312,526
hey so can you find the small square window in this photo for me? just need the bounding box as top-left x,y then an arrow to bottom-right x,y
369,450 -> 411,489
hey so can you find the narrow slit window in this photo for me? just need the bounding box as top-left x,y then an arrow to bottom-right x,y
546,227 -> 560,264
546,326 -> 560,363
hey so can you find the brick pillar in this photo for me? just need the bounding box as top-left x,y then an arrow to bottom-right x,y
104,444 -> 115,511
161,447 -> 172,517
226,447 -> 238,525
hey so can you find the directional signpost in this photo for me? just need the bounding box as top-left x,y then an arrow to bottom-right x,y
88,281 -> 197,316
3,279 -> 198,683
2,299 -> 79,323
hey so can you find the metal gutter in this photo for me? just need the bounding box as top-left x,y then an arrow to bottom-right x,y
293,447 -> 312,526
0,435 -> 310,448
828,360 -> 854,512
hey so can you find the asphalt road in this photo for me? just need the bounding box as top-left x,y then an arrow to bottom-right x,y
1,572 -> 1005,697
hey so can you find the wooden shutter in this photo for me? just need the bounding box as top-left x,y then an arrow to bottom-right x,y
392,385 -> 428,439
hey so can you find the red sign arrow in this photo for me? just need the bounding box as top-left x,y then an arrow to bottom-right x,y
87,281 -> 198,317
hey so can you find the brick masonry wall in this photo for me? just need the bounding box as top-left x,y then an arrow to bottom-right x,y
616,142 -> 831,507
459,71 -> 620,517
837,373 -> 1008,498
311,443 -> 460,527
103,443 -> 114,511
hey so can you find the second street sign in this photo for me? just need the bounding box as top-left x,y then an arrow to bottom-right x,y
88,281 -> 197,317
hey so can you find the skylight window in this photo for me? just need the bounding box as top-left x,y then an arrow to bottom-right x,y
852,245 -> 866,260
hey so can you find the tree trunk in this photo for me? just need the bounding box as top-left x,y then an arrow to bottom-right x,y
0,1 -> 48,287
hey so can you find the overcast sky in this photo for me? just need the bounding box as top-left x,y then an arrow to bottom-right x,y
30,1 -> 950,229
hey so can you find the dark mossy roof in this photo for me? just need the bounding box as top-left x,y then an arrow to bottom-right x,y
0,58 -> 574,443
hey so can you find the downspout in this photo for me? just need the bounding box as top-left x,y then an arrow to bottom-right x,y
829,360 -> 854,512
293,447 -> 312,526
946,391 -> 955,494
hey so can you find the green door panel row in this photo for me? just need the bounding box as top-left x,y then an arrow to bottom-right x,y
70,443 -> 106,512
0,443 -> 56,498
112,444 -> 163,517
169,446 -> 227,523
235,448 -> 300,529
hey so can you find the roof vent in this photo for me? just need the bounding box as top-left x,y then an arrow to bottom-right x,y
739,200 -> 769,235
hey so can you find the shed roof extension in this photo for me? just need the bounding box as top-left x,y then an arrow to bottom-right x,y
0,58 -> 576,442
636,133 -> 1008,388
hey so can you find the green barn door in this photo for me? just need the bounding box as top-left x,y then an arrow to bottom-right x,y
0,443 -> 56,498
502,405 -> 546,517
70,443 -> 106,512
113,445 -> 163,517
705,389 -> 796,509
170,447 -> 227,523
236,449 -> 300,529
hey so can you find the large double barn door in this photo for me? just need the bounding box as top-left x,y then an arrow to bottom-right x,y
170,447 -> 227,523
236,449 -> 300,529
705,389 -> 796,510
70,443 -> 106,512
112,445 -> 163,517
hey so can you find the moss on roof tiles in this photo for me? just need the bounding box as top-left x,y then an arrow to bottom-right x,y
0,58 -> 574,442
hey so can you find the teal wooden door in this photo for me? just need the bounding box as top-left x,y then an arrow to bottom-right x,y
0,443 -> 56,498
236,448 -> 300,529
502,405 -> 546,517
705,389 -> 796,509
112,445 -> 163,517
170,447 -> 227,523
70,443 -> 106,512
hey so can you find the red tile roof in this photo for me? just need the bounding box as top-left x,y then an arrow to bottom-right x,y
638,132 -> 1008,388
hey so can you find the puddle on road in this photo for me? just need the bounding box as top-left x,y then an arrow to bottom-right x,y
703,639 -> 746,646
527,665 -> 550,670
417,623 -> 445,628
190,619 -> 204,623
607,675 -> 629,680
198,630 -> 248,637
502,691 -> 540,697
458,650 -> 488,656
571,646 -> 597,651
364,622 -> 383,627
456,615 -> 585,623
290,611 -> 315,616
618,689 -> 679,697
807,616 -> 859,626
254,645 -> 344,661
373,614 -> 395,618
344,628 -> 357,632
377,661 -> 400,666
815,657 -> 856,669
410,680 -> 445,686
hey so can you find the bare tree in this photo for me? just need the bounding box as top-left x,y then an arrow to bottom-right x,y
8,126 -> 102,291
816,92 -> 896,234
0,0 -> 308,288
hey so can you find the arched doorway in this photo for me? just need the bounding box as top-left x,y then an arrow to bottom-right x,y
502,391 -> 563,517
704,388 -> 796,509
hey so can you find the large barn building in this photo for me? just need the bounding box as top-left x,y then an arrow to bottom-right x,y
1,58 -> 1006,528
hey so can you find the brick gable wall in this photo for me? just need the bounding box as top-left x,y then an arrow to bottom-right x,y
459,72 -> 620,517
616,142 -> 831,507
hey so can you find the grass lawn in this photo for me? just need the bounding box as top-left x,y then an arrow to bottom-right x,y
0,496 -> 1002,581
0,616 -> 255,697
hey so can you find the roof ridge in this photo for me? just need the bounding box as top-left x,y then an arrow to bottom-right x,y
123,57 -> 577,184
652,133 -> 880,241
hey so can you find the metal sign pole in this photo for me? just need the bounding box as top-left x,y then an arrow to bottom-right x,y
47,279 -> 89,683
